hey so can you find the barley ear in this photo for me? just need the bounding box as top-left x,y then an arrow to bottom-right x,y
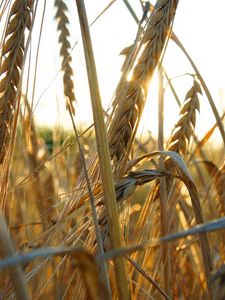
167,79 -> 201,156
55,0 -> 76,114
108,0 -> 179,167
0,0 -> 33,163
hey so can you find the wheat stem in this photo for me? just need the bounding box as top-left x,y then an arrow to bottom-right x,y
0,215 -> 30,300
76,1 -> 129,298
67,103 -> 112,298
158,68 -> 171,295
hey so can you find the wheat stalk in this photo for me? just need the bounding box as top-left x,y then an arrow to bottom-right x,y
55,0 -> 76,114
76,1 -> 130,298
0,0 -> 33,164
0,215 -> 29,300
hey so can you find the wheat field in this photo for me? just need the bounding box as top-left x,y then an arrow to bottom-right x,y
0,0 -> 225,299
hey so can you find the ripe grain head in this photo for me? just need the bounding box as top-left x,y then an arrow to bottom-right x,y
108,0 -> 179,167
167,79 -> 201,156
0,0 -> 33,164
55,0 -> 76,114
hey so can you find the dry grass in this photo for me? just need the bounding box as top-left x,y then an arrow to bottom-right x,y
0,1 -> 225,299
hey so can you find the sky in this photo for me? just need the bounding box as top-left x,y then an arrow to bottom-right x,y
12,0 -> 225,143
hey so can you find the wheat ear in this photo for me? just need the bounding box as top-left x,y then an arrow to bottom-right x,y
0,0 -> 32,163
167,79 -> 201,155
55,0 -> 76,114
108,0 -> 179,165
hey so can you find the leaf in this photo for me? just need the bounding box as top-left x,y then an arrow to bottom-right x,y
160,150 -> 194,182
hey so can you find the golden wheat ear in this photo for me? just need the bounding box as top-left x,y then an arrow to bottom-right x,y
108,0 -> 179,169
167,78 -> 201,156
0,0 -> 33,164
55,0 -> 76,115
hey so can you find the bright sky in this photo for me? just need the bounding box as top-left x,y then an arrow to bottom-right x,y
25,0 -> 225,143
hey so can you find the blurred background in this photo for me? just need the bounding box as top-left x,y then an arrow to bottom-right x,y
5,0 -> 224,143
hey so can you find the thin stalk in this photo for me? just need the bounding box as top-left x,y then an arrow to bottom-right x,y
126,256 -> 171,300
67,105 -> 111,298
158,68 -> 171,295
163,70 -> 181,107
0,215 -> 30,300
75,1 -> 129,299
194,112 -> 225,151
122,0 -> 139,24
